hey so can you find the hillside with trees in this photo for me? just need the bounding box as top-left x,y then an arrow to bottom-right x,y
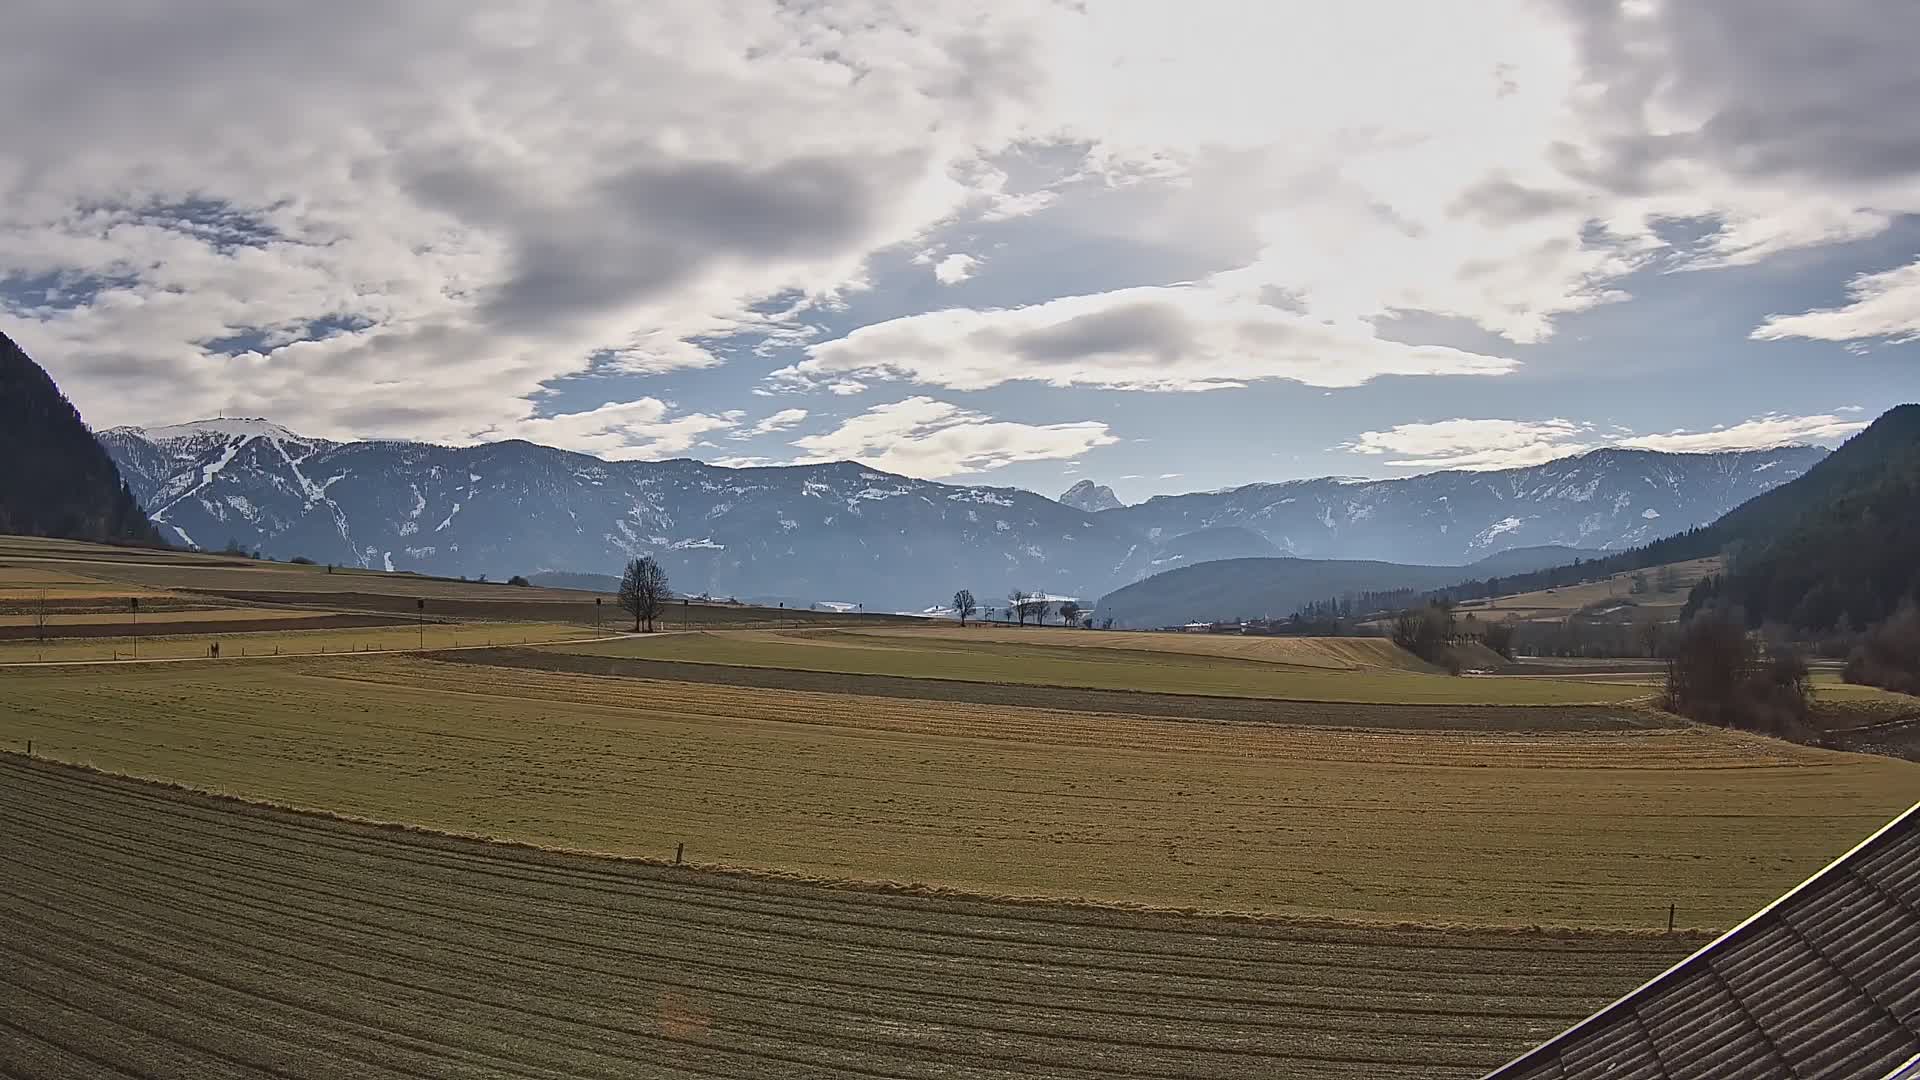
1420,405 -> 1920,627
0,332 -> 160,545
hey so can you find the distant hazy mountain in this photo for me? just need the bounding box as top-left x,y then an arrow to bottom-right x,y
1093,545 -> 1603,629
0,332 -> 159,545
1095,557 -> 1468,629
1095,445 -> 1827,565
100,419 -> 1823,609
1465,544 -> 1609,578
1059,479 -> 1124,513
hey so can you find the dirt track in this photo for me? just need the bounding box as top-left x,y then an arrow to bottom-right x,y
0,755 -> 1696,1079
444,647 -> 1664,731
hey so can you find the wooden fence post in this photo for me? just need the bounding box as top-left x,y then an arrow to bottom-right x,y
1668,904 -> 1675,933
675,842 -> 684,866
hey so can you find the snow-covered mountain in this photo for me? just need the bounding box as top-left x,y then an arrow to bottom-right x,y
1095,445 -> 1829,565
98,419 -> 1825,608
98,420 -> 1127,609
1058,479 -> 1124,513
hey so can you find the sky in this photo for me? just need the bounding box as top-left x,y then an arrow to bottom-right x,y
2,0 -> 1916,504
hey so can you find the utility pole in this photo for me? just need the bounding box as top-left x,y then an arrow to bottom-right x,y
130,596 -> 139,659
595,596 -> 602,631
416,597 -> 425,649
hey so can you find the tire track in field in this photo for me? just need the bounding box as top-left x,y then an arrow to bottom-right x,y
0,757 -> 1693,1079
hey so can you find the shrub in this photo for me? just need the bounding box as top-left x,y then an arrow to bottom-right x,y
508,575 -> 531,587
289,556 -> 315,565
1844,604 -> 1920,696
1662,607 -> 1811,737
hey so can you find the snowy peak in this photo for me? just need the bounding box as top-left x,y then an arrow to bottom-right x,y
120,418 -> 308,443
1059,479 -> 1124,513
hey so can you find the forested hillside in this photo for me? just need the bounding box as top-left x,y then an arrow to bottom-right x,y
1422,405 -> 1920,629
0,332 -> 160,545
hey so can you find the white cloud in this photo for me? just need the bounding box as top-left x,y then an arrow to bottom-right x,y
1618,413 -> 1870,453
491,399 -> 741,461
1157,472 -> 1182,480
1752,259 -> 1920,345
4,0 -> 1917,453
1340,411 -> 1871,470
790,397 -> 1116,479
0,2 -> 1057,445
779,284 -> 1519,392
744,407 -> 808,436
826,379 -> 868,396
932,253 -> 980,284
1340,419 -> 1596,470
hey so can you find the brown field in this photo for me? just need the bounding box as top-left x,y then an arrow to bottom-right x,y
0,621 -> 600,662
4,653 -> 1912,929
856,626 -> 1451,671
0,611 -> 412,641
546,629 -> 1641,705
456,647 -> 1663,731
0,756 -> 1703,1079
0,535 -> 917,630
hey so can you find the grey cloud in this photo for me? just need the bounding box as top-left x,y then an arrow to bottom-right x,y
1555,0 -> 1920,189
1449,176 -> 1586,224
410,149 -> 932,330
1008,301 -> 1192,362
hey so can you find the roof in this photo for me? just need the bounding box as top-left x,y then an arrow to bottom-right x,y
1486,802 -> 1920,1080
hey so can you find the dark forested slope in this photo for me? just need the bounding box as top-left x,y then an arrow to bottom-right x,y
0,332 -> 160,545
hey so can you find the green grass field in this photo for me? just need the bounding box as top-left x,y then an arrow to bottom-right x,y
4,654 -> 1911,929
547,628 -> 1650,705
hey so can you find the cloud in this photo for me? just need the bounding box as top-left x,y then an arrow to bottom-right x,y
826,380 -> 868,396
932,253 -> 980,284
1339,418 -> 1597,470
743,407 -> 808,437
1751,258 -> 1920,344
0,1 -> 1055,444
790,397 -> 1116,478
778,285 -> 1519,392
4,0 -> 1917,455
1617,413 -> 1870,453
1340,412 -> 1871,469
489,399 -> 741,461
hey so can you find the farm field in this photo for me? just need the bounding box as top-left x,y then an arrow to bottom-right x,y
0,757 -> 1703,1080
547,628 -> 1648,705
4,654 -> 1913,929
1454,556 -> 1723,623
0,535 -> 917,629
0,621 -> 600,662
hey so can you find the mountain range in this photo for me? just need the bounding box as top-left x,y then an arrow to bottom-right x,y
97,417 -> 1825,610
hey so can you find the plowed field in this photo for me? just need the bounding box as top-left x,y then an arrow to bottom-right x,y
0,756 -> 1698,1079
4,655 -> 1912,928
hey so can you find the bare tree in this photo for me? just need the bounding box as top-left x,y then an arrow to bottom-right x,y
618,556 -> 671,632
1031,597 -> 1054,626
952,589 -> 977,627
33,589 -> 50,642
1058,600 -> 1082,627
1008,590 -> 1029,627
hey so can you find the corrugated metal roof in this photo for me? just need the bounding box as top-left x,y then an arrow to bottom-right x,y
1486,802 -> 1920,1080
